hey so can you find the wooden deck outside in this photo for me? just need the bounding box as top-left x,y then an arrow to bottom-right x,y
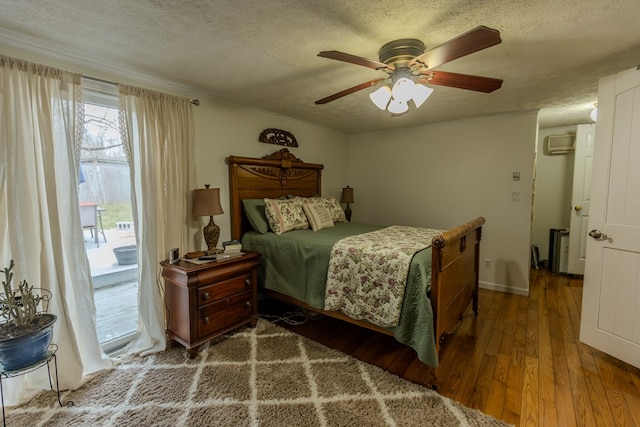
86,226 -> 139,350
94,281 -> 138,346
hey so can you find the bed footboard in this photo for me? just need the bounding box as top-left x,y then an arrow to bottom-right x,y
431,217 -> 485,354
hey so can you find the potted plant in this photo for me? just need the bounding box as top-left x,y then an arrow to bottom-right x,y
0,260 -> 56,371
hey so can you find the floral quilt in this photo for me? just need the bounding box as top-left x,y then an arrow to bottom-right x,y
324,226 -> 443,327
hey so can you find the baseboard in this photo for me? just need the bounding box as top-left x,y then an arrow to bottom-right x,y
479,281 -> 529,297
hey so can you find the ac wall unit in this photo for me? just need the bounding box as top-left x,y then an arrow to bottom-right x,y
546,134 -> 575,154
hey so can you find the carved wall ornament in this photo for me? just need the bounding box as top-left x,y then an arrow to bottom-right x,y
259,128 -> 298,147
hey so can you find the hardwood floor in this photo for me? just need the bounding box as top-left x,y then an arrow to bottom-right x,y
259,269 -> 640,426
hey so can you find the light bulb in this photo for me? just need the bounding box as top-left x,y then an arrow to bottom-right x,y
369,86 -> 392,110
590,107 -> 598,122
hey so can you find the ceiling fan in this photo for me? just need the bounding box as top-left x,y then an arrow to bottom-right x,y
315,26 -> 503,112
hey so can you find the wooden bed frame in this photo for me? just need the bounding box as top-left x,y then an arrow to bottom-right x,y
226,148 -> 484,362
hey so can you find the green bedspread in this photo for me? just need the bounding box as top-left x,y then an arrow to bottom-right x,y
242,221 -> 439,367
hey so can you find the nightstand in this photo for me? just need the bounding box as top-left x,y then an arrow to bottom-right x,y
160,251 -> 260,358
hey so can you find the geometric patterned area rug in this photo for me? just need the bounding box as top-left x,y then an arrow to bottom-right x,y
7,320 -> 511,426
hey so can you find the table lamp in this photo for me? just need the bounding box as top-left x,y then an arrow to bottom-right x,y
341,186 -> 354,222
193,185 -> 224,253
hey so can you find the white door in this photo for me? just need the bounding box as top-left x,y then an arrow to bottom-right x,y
567,124 -> 596,275
580,67 -> 640,368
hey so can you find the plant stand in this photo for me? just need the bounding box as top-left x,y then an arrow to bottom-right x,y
0,344 -> 73,426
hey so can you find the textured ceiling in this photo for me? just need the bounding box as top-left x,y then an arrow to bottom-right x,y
1,0 -> 639,134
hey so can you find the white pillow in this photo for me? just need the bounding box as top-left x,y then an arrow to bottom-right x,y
264,198 -> 309,235
303,202 -> 335,231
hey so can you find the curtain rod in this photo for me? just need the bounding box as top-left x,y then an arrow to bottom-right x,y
82,75 -> 200,106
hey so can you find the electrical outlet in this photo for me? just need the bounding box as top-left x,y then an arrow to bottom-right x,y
484,258 -> 492,269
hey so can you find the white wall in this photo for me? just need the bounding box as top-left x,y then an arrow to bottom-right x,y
193,100 -> 349,248
531,126 -> 576,264
347,111 -> 539,295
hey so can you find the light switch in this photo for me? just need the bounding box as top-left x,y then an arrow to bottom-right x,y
512,171 -> 520,181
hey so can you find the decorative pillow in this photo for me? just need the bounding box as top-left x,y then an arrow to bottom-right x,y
264,198 -> 309,235
242,199 -> 270,234
242,196 -> 288,234
303,202 -> 335,231
312,196 -> 347,223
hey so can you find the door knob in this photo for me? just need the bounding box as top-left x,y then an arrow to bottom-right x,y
589,229 -> 612,242
574,205 -> 582,211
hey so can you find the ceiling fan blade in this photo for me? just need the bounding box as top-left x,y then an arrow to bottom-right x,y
318,51 -> 392,71
315,78 -> 386,104
409,26 -> 501,69
417,70 -> 503,93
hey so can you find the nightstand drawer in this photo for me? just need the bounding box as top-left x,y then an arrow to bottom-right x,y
197,273 -> 252,306
198,290 -> 254,337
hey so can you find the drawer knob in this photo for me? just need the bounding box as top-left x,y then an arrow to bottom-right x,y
245,301 -> 251,309
203,292 -> 210,300
203,316 -> 210,324
245,279 -> 251,286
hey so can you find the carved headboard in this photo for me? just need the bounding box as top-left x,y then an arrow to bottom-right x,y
226,148 -> 324,240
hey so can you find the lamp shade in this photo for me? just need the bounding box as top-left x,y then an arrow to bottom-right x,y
193,187 -> 224,216
412,83 -> 434,108
369,86 -> 392,110
388,99 -> 408,114
392,77 -> 415,102
341,186 -> 354,204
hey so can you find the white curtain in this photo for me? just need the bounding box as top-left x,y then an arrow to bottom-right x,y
0,55 -> 112,405
118,85 -> 198,355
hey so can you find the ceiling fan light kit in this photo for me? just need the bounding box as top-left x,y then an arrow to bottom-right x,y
369,86 -> 392,110
412,83 -> 434,108
369,76 -> 434,113
388,99 -> 408,114
316,26 -> 503,116
391,77 -> 414,102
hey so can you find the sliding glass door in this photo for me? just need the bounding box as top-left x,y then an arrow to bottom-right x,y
81,82 -> 138,353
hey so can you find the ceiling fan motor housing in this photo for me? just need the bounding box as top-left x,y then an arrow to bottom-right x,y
378,39 -> 426,67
